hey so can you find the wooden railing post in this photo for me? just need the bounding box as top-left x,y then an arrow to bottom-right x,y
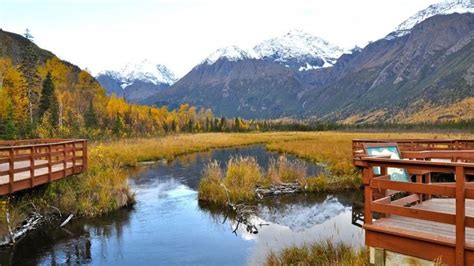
455,166 -> 465,266
62,143 -> 67,177
48,144 -> 52,182
363,166 -> 373,225
83,140 -> 88,171
30,146 -> 34,188
8,148 -> 14,194
72,141 -> 76,174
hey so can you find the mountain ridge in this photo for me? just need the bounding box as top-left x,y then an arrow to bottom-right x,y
146,12 -> 474,122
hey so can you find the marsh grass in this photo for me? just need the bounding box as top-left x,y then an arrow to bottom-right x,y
198,155 -> 343,206
199,157 -> 263,204
268,156 -> 306,184
265,240 -> 369,266
266,131 -> 474,177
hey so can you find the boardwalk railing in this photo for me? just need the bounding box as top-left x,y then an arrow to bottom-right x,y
353,139 -> 474,265
0,139 -> 87,195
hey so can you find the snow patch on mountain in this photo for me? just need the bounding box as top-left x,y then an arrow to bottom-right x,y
200,30 -> 346,71
386,0 -> 474,40
97,59 -> 177,89
120,59 -> 177,85
202,45 -> 254,65
254,29 -> 346,70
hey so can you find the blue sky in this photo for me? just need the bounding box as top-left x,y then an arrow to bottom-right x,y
1,0 -> 440,76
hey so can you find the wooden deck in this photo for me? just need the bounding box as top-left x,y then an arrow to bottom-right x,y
0,139 -> 87,195
353,139 -> 474,265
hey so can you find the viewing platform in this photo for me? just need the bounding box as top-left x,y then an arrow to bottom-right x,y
353,139 -> 474,265
0,139 -> 87,195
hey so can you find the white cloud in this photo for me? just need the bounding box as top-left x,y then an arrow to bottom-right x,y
0,0 -> 440,77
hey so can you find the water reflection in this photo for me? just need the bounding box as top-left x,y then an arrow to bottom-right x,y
0,207 -> 133,265
200,191 -> 364,265
0,145 -> 363,266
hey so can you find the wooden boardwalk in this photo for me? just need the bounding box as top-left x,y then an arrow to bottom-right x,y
353,139 -> 474,265
0,139 -> 87,195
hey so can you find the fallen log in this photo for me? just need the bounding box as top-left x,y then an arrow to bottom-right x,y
255,182 -> 301,198
0,213 -> 43,246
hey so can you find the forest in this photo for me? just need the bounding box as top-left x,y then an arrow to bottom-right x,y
0,54 -> 266,140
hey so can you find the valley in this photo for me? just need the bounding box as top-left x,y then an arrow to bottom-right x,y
1,0 -> 474,265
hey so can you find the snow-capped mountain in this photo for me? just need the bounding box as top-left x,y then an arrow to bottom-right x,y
101,59 -> 177,88
386,0 -> 474,40
199,30 -> 346,71
254,29 -> 347,71
96,60 -> 177,102
202,45 -> 253,65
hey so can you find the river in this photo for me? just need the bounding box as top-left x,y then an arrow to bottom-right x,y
0,145 -> 363,265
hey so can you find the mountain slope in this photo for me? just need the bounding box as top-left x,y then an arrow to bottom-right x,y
145,58 -> 305,118
303,13 -> 474,122
386,0 -> 474,40
144,30 -> 344,118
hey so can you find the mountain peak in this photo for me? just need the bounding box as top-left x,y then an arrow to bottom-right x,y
119,59 -> 177,85
253,29 -> 346,71
198,30 -> 346,71
386,0 -> 474,40
202,45 -> 253,65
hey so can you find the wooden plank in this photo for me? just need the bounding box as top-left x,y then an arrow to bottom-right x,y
366,229 -> 455,265
391,194 -> 420,206
370,178 -> 455,197
466,188 -> 474,199
371,202 -> 455,225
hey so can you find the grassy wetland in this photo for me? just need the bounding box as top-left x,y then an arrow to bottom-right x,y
3,131 -> 473,263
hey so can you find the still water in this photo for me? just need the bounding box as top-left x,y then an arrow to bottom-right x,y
0,145 -> 363,265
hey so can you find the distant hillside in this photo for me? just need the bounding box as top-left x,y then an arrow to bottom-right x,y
145,58 -> 305,119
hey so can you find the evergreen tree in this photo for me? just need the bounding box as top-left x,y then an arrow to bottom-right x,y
213,118 -> 219,132
84,99 -> 98,128
3,104 -> 17,139
187,119 -> 194,132
219,117 -> 226,131
113,113 -> 124,136
20,28 -> 40,124
38,72 -> 59,126
234,117 -> 241,132
205,117 -> 211,132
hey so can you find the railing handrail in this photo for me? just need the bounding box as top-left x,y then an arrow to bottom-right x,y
0,139 -> 87,151
360,156 -> 474,169
355,141 -> 474,265
353,138 -> 474,143
0,139 -> 87,195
